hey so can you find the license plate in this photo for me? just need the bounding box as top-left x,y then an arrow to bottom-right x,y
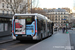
15,32 -> 25,34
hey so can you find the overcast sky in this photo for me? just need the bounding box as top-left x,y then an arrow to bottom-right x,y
38,0 -> 74,12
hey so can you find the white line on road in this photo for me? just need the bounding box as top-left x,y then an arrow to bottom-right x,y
25,40 -> 43,50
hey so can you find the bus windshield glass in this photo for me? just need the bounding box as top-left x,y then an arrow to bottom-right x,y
14,15 -> 35,24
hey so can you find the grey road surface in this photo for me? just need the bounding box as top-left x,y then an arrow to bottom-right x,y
0,40 -> 38,50
26,33 -> 70,50
69,30 -> 75,50
1,30 -> 75,50
70,34 -> 75,50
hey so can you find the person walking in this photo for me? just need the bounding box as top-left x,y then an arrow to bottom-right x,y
62,26 -> 65,33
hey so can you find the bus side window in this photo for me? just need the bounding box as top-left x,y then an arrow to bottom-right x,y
43,21 -> 45,32
41,20 -> 43,26
37,19 -> 41,32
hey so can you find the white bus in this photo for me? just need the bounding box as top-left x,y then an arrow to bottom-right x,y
12,13 -> 54,41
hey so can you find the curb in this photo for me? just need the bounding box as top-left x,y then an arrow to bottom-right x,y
0,40 -> 16,44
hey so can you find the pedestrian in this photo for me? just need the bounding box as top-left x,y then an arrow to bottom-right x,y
62,26 -> 65,33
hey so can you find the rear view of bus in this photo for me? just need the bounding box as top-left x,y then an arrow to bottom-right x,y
12,14 -> 37,41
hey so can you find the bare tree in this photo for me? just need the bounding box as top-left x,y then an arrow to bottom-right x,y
20,0 -> 35,13
4,0 -> 35,14
32,8 -> 47,16
32,0 -> 39,8
4,0 -> 23,14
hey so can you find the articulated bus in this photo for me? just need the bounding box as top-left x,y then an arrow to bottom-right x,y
12,13 -> 54,41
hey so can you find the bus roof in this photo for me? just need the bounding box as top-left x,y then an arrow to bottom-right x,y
14,13 -> 46,19
14,13 -> 43,16
14,13 -> 52,22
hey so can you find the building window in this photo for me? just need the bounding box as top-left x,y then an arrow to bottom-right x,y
7,4 -> 8,8
60,12 -> 61,14
10,5 -> 12,8
64,12 -> 65,14
7,11 -> 8,14
64,16 -> 67,19
10,0 -> 12,2
11,12 -> 12,14
61,13 -> 63,14
56,16 -> 57,17
56,18 -> 57,20
58,12 -> 60,14
20,4 -> 21,8
6,0 -> 8,2
59,16 -> 60,17
3,11 -> 4,14
2,3 -> 4,8
48,17 -> 49,19
59,18 -> 60,20
64,21 -> 66,23
2,0 -> 4,2
61,15 -> 63,17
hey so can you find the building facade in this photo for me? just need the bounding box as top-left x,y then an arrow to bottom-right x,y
47,8 -> 71,28
0,0 -> 31,37
0,0 -> 31,14
62,8 -> 72,13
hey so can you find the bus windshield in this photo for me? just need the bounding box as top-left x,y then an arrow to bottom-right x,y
14,15 -> 35,24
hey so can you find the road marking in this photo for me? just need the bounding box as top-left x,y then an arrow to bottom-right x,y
25,34 -> 71,50
25,41 -> 43,50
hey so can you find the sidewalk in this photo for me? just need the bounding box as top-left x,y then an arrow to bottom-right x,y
26,30 -> 71,50
55,29 -> 72,34
0,30 -> 72,44
0,35 -> 14,44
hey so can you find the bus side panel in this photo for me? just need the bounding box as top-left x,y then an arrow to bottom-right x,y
33,19 -> 39,40
12,19 -> 16,39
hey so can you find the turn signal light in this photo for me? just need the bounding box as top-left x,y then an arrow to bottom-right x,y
35,30 -> 37,33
